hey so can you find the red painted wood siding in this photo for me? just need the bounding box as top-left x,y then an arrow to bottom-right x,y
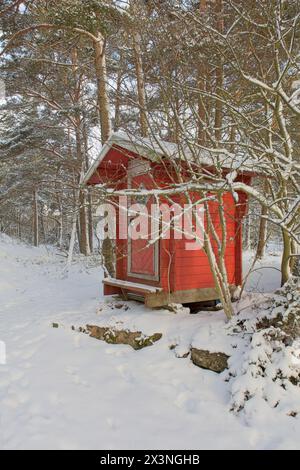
170,192 -> 240,291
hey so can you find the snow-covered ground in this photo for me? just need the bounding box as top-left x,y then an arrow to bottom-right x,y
0,235 -> 299,450
243,248 -> 282,293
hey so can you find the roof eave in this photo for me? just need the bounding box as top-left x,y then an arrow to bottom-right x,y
82,141 -> 112,185
82,133 -> 163,185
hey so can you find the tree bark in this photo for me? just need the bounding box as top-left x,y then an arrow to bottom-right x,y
281,228 -> 292,286
197,0 -> 207,145
83,115 -> 94,253
75,125 -> 90,256
133,32 -> 148,137
214,0 -> 224,143
33,187 -> 39,247
246,214 -> 251,250
87,190 -> 94,253
256,180 -> 269,259
93,29 -> 114,271
256,204 -> 268,259
58,192 -> 63,249
290,239 -> 299,274
40,206 -> 46,243
71,47 -> 90,256
114,59 -> 122,131
79,190 -> 90,256
93,32 -> 112,144
67,206 -> 77,266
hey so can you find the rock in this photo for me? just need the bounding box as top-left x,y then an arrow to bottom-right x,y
52,323 -> 59,328
86,325 -> 162,350
191,348 -> 229,373
165,303 -> 190,314
114,303 -> 124,309
256,277 -> 300,345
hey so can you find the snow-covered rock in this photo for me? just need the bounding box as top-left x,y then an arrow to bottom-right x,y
227,278 -> 300,419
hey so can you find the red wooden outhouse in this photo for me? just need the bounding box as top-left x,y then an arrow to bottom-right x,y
84,131 -> 252,308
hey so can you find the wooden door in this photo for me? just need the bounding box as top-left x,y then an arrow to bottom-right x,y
127,161 -> 159,282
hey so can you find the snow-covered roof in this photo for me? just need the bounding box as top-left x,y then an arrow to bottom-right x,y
83,130 -> 258,185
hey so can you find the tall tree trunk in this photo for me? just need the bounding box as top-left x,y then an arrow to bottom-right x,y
93,32 -> 112,144
281,228 -> 292,286
67,198 -> 78,267
214,0 -> 224,143
114,53 -> 123,131
71,47 -> 90,256
59,210 -> 63,249
79,190 -> 90,256
256,205 -> 268,259
93,29 -> 114,274
87,191 -> 94,253
58,192 -> 63,249
83,114 -> 94,253
133,32 -> 148,137
197,0 -> 207,145
75,126 -> 90,256
33,187 -> 39,247
256,180 -> 269,259
40,206 -> 46,243
290,239 -> 299,274
246,214 -> 251,250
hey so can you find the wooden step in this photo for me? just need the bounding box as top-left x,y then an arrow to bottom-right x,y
103,278 -> 162,295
